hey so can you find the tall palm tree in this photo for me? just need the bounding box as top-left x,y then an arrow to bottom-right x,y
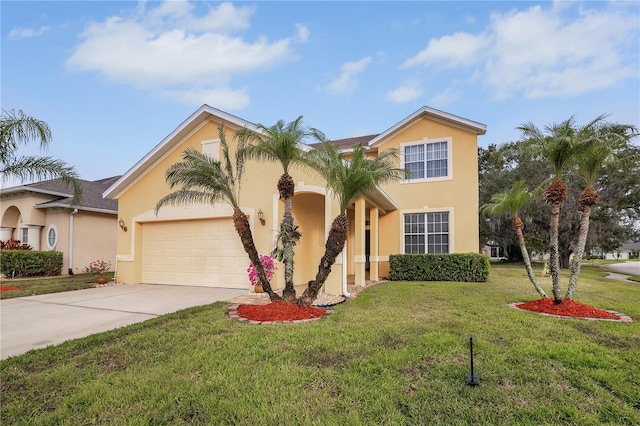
297,140 -> 407,307
518,115 -> 606,303
1,109 -> 81,201
155,124 -> 282,302
481,180 -> 547,298
566,122 -> 639,299
237,117 -> 310,303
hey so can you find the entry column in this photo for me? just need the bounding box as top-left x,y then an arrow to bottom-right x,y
369,207 -> 379,281
354,198 -> 366,287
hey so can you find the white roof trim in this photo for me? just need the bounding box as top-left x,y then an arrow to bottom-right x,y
104,104 -> 263,199
34,202 -> 117,215
363,185 -> 398,213
0,186 -> 71,198
368,106 -> 487,147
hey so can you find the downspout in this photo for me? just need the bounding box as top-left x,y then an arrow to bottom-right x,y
342,247 -> 351,298
68,208 -> 78,275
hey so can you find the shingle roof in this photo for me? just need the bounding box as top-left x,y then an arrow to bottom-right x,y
2,177 -> 120,213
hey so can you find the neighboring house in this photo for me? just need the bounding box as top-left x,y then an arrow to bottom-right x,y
104,105 -> 486,296
592,242 -> 640,260
1,177 -> 119,275
481,245 -> 509,262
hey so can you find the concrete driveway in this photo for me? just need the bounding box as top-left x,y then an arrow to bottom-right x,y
604,261 -> 640,276
0,284 -> 247,360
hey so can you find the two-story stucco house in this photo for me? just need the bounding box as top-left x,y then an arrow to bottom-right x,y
104,105 -> 486,296
1,176 -> 119,275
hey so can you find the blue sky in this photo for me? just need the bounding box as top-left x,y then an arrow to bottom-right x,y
2,0 -> 639,184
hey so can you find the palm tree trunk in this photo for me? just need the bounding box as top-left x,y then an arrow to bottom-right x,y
566,205 -> 592,300
549,201 -> 562,303
232,208 -> 281,302
515,225 -> 547,298
297,213 -> 348,307
281,196 -> 297,303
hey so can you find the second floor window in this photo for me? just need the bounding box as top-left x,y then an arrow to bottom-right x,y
403,140 -> 449,180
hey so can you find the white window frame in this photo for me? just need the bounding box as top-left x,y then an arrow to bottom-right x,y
400,137 -> 453,183
201,139 -> 220,161
20,228 -> 28,244
400,207 -> 455,254
46,225 -> 58,249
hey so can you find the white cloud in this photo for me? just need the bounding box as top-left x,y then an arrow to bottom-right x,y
429,89 -> 460,107
386,82 -> 423,104
161,86 -> 250,109
326,56 -> 372,95
9,26 -> 50,39
65,1 -> 305,108
295,23 -> 309,43
402,3 -> 639,101
402,32 -> 490,69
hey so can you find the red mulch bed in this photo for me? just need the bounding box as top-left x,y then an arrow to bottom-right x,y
0,285 -> 21,292
237,301 -> 327,322
515,298 -> 621,320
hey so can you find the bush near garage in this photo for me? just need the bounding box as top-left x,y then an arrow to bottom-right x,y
389,253 -> 490,282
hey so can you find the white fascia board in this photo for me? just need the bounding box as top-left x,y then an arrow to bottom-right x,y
35,202 -> 117,215
0,186 -> 72,198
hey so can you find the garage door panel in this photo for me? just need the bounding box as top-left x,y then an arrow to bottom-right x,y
142,219 -> 248,288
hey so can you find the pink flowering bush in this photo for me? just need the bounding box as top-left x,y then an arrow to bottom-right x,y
84,259 -> 112,275
247,255 -> 277,286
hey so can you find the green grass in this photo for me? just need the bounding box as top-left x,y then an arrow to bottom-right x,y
1,265 -> 639,425
0,273 -> 114,299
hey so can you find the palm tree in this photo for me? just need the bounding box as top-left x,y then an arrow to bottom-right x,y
565,122 -> 639,299
155,124 -> 282,302
481,180 -> 547,298
297,140 -> 407,307
237,117 -> 310,303
518,115 -> 606,303
1,109 -> 81,201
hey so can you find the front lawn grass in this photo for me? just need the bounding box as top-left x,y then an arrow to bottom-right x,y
0,273 -> 114,299
1,265 -> 639,425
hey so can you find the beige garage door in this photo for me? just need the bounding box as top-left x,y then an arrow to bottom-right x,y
142,219 -> 248,288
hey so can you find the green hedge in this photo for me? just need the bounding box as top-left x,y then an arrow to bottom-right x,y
389,253 -> 490,282
0,250 -> 64,278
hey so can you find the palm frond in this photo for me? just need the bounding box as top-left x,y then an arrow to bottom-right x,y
155,136 -> 243,215
303,142 -> 406,212
243,116 -> 309,173
0,109 -> 52,161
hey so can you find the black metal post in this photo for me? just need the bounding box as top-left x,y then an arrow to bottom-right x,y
466,336 -> 479,386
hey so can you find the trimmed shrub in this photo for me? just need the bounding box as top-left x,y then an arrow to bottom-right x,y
0,250 -> 64,277
389,253 -> 490,282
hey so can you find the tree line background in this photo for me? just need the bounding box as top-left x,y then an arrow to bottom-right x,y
478,139 -> 640,268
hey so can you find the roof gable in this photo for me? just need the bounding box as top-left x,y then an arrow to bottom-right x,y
104,104 -> 261,199
368,106 -> 486,148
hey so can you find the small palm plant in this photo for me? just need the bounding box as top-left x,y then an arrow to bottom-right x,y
238,117 -> 310,303
518,115 -> 606,303
481,180 -> 547,298
297,139 -> 407,307
566,121 -> 638,299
